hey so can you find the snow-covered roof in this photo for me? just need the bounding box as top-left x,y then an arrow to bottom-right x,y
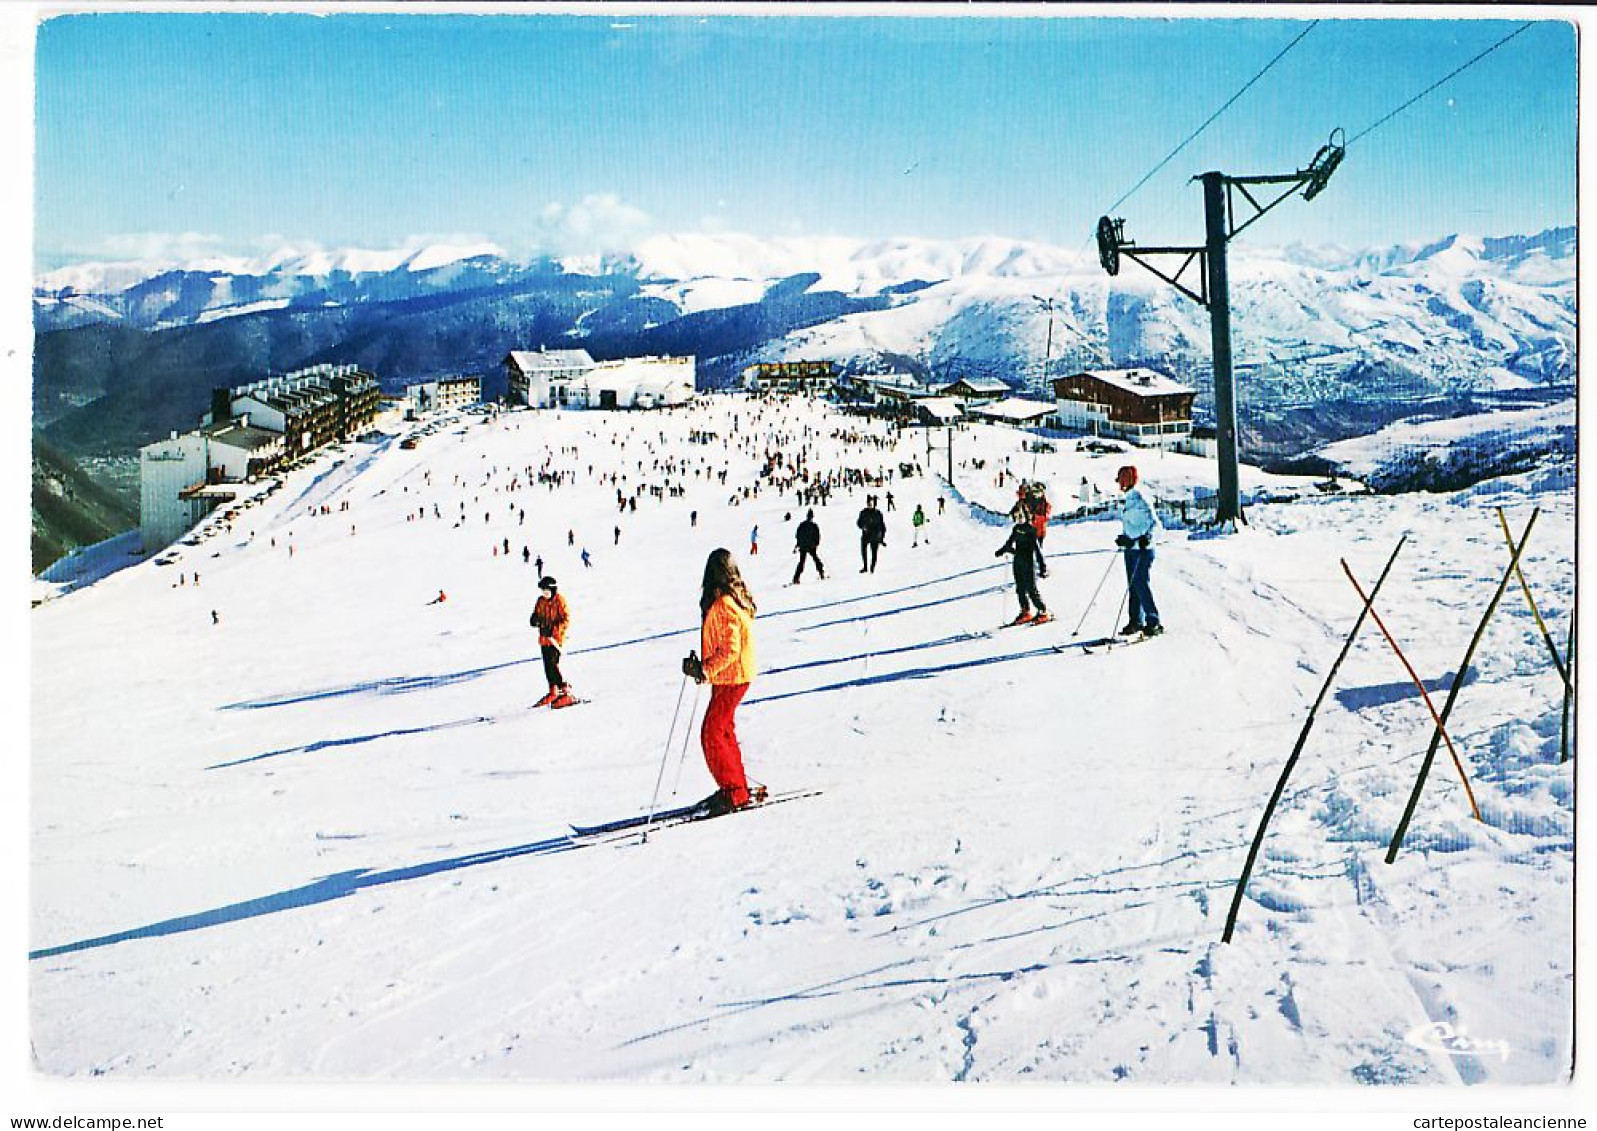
917,397 -> 964,422
1060,368 -> 1194,398
972,397 -> 1056,422
857,374 -> 928,396
507,349 -> 595,372
940,378 -> 1009,395
204,422 -> 283,452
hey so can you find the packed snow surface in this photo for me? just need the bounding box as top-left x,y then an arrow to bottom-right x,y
30,397 -> 1573,1085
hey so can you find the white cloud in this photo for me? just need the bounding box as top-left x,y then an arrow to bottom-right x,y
92,230 -> 232,263
527,194 -> 653,258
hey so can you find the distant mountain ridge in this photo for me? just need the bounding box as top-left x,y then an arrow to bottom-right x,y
31,226 -> 1576,474
36,226 -> 1575,328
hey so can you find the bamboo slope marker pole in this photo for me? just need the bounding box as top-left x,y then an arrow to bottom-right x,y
1343,561 -> 1481,822
1222,535 -> 1406,944
1495,506 -> 1569,688
1561,611 -> 1575,764
1387,509 -> 1539,863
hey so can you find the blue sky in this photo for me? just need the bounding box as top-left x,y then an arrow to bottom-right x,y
33,12 -> 1578,267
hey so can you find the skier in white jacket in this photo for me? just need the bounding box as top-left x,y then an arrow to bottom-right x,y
1114,465 -> 1163,637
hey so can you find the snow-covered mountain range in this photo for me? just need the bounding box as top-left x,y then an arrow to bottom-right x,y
31,227 -> 1575,474
36,228 -> 1575,389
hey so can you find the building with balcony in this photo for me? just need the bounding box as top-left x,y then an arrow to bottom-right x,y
506,350 -> 695,409
938,377 -> 1011,405
222,364 -> 380,456
1051,367 -> 1196,447
138,419 -> 283,551
741,360 -> 839,395
407,375 -> 482,413
140,364 -> 377,552
505,349 -> 596,407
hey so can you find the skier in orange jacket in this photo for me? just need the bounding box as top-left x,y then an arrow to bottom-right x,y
531,576 -> 577,708
689,549 -> 766,815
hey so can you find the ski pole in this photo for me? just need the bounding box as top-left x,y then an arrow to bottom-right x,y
667,680 -> 707,801
641,673 -> 690,837
1105,546 -> 1130,640
1108,586 -> 1129,642
1071,551 -> 1120,636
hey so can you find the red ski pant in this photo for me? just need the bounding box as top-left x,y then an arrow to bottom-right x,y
701,681 -> 751,806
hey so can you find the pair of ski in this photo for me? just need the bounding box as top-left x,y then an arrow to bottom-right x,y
533,696 -> 589,710
998,614 -> 1055,630
1057,631 -> 1159,655
569,788 -> 823,843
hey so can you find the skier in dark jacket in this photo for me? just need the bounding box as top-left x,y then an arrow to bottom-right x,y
793,510 -> 825,583
857,496 -> 887,573
996,519 -> 1050,625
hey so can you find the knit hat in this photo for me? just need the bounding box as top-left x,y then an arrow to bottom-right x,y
539,576 -> 557,591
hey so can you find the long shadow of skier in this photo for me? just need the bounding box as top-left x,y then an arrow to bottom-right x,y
204,714 -> 494,770
761,633 -> 986,677
29,833 -> 582,961
745,642 -> 1059,706
619,909 -> 1195,1054
617,955 -> 1048,1050
219,565 -> 1017,713
798,585 -> 1007,632
219,661 -> 539,711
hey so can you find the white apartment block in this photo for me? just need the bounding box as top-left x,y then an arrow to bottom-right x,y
137,419 -> 283,551
407,375 -> 482,413
505,350 -> 695,409
505,349 -> 596,408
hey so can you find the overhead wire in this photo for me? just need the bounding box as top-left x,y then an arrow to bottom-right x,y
1101,20 -> 1321,221
1347,21 -> 1536,147
1071,18 -> 1540,379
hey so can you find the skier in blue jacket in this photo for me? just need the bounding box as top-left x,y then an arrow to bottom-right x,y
1115,465 -> 1163,637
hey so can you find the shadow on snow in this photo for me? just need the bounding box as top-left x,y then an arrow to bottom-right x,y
1334,668 -> 1475,712
29,833 -> 581,961
205,714 -> 493,770
217,563 -> 1013,712
745,642 -> 1060,706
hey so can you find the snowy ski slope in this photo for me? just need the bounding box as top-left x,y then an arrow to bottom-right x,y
29,396 -> 1573,1085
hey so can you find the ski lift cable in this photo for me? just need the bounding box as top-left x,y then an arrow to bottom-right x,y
1346,21 -> 1536,147
1100,20 -> 1322,221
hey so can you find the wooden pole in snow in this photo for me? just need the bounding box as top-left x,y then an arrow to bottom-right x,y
1342,561 -> 1481,822
1222,536 -> 1406,944
1495,506 -> 1569,689
1561,611 -> 1575,764
1386,509 -> 1539,863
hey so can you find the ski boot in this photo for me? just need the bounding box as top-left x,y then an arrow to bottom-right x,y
533,688 -> 559,708
1010,611 -> 1035,626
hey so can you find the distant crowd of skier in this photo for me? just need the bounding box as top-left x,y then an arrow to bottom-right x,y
207,396 -> 1164,823
504,398 -> 1166,820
